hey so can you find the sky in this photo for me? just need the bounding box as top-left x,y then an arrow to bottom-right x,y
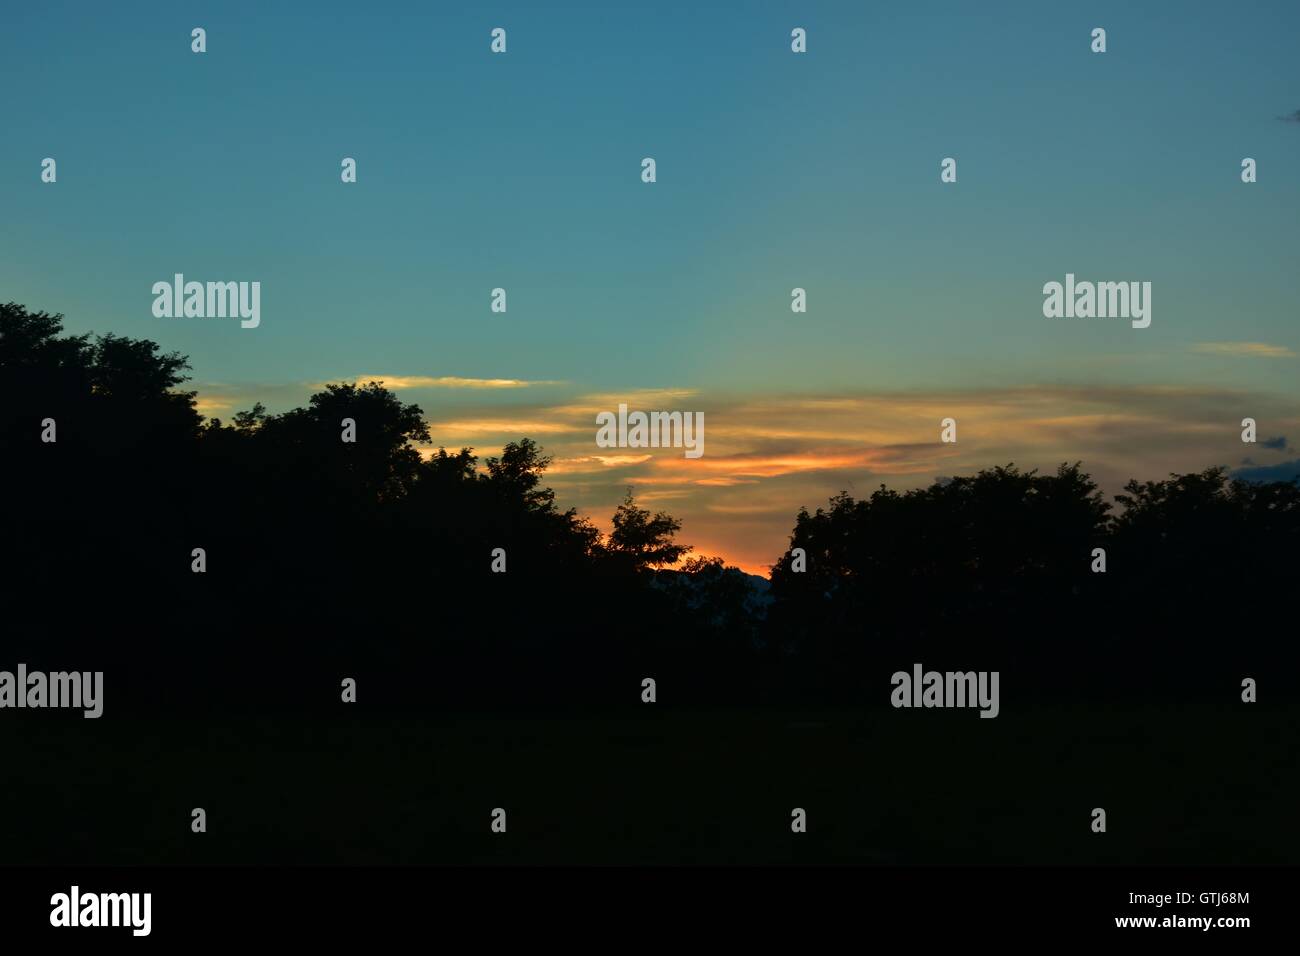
3,0 -> 1298,573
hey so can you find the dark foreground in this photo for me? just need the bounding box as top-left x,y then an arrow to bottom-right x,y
4,703 -> 1294,865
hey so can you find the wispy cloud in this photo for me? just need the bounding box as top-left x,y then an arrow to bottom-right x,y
1191,342 -> 1295,359
331,375 -> 565,390
194,396 -> 235,414
546,454 -> 654,473
425,418 -> 578,437
1276,109 -> 1300,123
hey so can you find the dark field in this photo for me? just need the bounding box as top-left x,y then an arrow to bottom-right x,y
5,704 -> 1295,865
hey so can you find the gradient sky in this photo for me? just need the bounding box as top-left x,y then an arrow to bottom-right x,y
4,0 -> 1298,572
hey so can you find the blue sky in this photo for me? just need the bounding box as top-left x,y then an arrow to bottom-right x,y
3,0 -> 1298,569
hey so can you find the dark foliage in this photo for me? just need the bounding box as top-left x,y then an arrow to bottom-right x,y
3,302 -> 1296,715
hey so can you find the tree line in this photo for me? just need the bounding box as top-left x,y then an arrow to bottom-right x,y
3,302 -> 1295,712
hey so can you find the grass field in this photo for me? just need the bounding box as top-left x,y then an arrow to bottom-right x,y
3,704 -> 1295,865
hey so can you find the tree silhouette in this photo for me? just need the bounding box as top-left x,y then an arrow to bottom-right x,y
3,301 -> 1296,714
608,488 -> 691,572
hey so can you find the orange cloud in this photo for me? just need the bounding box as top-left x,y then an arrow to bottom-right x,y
426,419 -> 578,437
194,396 -> 234,414
342,375 -> 566,390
